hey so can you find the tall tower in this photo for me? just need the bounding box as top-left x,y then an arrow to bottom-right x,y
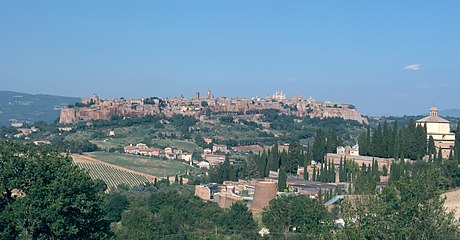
206,89 -> 212,99
195,92 -> 200,99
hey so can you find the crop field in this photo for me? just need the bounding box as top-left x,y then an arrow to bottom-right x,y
75,162 -> 148,192
88,152 -> 198,177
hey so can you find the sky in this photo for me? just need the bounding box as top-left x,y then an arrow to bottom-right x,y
1,1 -> 459,116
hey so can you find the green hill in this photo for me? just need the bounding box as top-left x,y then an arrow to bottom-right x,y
0,90 -> 80,125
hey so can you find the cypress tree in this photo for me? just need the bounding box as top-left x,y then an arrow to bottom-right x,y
358,131 -> 366,156
312,165 -> 317,181
366,125 -> 371,156
277,167 -> 287,192
339,157 -> 344,182
391,121 -> 399,158
370,123 -> 384,157
330,160 -> 336,183
326,126 -> 338,153
303,168 -> 309,181
303,150 -> 309,180
437,148 -> 443,162
179,176 -> 183,185
415,124 -> 427,159
428,136 -> 436,155
456,121 -> 460,163
383,121 -> 390,157
267,143 -> 280,171
313,128 -> 327,162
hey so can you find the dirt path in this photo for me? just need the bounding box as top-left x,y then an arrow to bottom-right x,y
71,153 -> 157,182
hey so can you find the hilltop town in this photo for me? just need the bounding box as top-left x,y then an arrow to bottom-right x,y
59,91 -> 368,124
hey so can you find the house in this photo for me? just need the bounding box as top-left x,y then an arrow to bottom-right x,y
195,183 -> 219,200
138,149 -> 148,155
212,144 -> 228,153
166,153 -> 176,160
124,146 -> 138,154
204,154 -> 226,166
180,152 -> 192,162
33,140 -> 51,145
164,147 -> 173,155
336,145 -> 359,156
146,148 -> 160,157
108,130 -> 116,136
173,149 -> 183,155
136,143 -> 148,150
203,137 -> 213,144
58,127 -> 73,132
203,148 -> 212,154
197,161 -> 210,169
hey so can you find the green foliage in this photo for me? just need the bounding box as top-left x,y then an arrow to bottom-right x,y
312,128 -> 327,162
0,141 -> 111,239
342,164 -> 460,239
277,167 -> 287,191
353,163 -> 377,195
359,119 -> 428,160
223,202 -> 258,237
209,156 -> 242,183
114,187 -> 257,239
262,195 -> 332,237
456,121 -> 460,163
105,192 -> 130,222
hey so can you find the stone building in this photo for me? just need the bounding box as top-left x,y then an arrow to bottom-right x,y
416,107 -> 455,159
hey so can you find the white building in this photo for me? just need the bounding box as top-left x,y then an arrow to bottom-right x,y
416,107 -> 455,158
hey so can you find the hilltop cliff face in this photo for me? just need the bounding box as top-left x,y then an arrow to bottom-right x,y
307,106 -> 368,124
60,94 -> 367,125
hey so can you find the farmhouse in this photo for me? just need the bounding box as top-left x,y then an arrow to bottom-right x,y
212,144 -> 228,153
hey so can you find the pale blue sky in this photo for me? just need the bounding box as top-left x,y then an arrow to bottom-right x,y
1,1 -> 459,116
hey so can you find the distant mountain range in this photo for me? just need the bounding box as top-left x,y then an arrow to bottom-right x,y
0,91 -> 80,126
439,109 -> 460,118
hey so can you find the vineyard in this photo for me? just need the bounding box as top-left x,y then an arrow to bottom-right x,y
76,162 -> 149,192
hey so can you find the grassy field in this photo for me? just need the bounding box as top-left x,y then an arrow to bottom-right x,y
88,152 -> 198,177
148,139 -> 200,152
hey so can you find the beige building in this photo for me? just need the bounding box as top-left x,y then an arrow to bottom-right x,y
416,107 -> 455,158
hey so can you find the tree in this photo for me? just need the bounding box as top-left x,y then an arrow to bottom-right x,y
312,128 -> 327,162
200,101 -> 208,107
370,123 -> 384,157
342,163 -> 460,239
456,121 -> 460,163
428,136 -> 436,156
115,206 -> 159,240
326,126 -> 338,153
277,167 -> 287,192
438,148 -> 444,162
262,195 -> 332,237
224,202 -> 258,236
105,192 -> 130,222
0,141 -> 111,239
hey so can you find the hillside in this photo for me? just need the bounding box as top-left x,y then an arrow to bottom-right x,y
0,90 -> 80,125
440,109 -> 460,118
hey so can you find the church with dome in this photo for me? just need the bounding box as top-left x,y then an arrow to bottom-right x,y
416,107 -> 455,159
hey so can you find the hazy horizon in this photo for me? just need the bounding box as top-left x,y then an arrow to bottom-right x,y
1,1 -> 459,116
